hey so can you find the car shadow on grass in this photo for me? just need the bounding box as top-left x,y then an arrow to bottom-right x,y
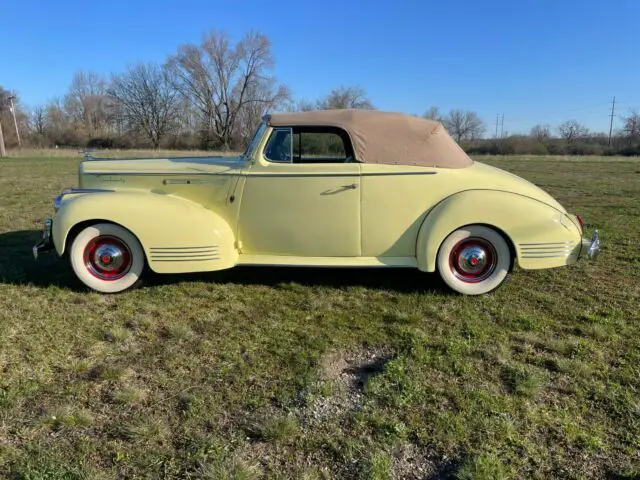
0,230 -> 80,289
0,230 -> 448,294
150,264 -> 447,294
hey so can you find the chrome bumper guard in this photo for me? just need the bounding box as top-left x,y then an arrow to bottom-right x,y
581,230 -> 600,260
33,219 -> 54,260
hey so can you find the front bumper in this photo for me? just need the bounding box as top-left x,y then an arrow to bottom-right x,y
581,230 -> 601,260
33,219 -> 54,260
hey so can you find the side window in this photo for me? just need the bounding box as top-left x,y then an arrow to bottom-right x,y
293,128 -> 353,164
264,128 -> 293,163
263,126 -> 355,164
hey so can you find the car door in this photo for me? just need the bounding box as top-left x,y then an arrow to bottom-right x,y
237,126 -> 361,257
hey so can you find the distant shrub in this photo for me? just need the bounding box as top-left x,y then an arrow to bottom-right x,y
618,144 -> 640,156
86,138 -> 116,149
462,136 -> 636,156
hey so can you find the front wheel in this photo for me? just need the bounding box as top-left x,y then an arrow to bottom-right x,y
437,225 -> 512,295
70,223 -> 145,293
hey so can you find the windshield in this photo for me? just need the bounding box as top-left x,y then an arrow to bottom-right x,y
243,122 -> 267,160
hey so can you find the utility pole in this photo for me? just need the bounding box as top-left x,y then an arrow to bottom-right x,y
500,114 -> 505,138
8,96 -> 21,147
608,96 -> 616,146
495,114 -> 499,138
0,119 -> 6,157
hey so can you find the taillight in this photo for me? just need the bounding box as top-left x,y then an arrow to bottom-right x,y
576,214 -> 584,232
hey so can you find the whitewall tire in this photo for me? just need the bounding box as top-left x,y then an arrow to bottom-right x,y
437,225 -> 511,295
70,223 -> 145,293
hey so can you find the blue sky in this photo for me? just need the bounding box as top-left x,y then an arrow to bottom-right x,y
2,0 -> 639,134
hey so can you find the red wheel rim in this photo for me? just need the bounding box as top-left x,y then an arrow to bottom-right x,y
449,237 -> 497,283
84,235 -> 132,281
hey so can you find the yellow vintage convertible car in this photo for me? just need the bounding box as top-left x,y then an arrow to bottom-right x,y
33,110 -> 600,294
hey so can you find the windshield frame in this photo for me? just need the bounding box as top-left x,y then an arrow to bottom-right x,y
242,122 -> 267,161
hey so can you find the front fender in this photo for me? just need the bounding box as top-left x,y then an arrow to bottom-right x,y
53,191 -> 237,273
416,190 -> 582,272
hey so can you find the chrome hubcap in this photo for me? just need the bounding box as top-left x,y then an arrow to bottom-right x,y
93,244 -> 126,272
457,246 -> 488,275
84,235 -> 132,281
450,238 -> 497,283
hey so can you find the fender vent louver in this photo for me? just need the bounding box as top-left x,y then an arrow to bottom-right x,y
149,245 -> 220,262
518,242 -> 576,259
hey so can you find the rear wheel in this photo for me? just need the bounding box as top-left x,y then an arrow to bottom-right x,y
70,223 -> 145,293
437,225 -> 511,295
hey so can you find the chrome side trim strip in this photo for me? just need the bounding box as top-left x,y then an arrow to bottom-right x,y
87,172 -> 235,176
521,251 -> 573,255
150,246 -> 218,251
162,179 -> 227,185
151,257 -> 221,262
519,242 -> 573,246
86,171 -> 438,178
520,245 -> 575,249
244,172 -> 437,178
362,172 -> 437,176
151,253 -> 219,259
61,187 -> 116,194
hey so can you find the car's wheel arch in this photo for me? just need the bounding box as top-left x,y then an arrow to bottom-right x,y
435,222 -> 516,273
53,191 -> 238,274
64,219 -> 147,263
416,190 -> 529,273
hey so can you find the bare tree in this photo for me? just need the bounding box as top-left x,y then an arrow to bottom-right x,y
167,30 -> 289,149
557,120 -> 588,142
294,99 -> 316,112
423,106 -> 441,121
109,63 -> 180,148
64,71 -> 113,137
30,105 -> 47,136
621,110 -> 640,142
530,124 -> 551,141
44,98 -> 70,144
235,78 -> 290,146
442,109 -> 485,142
316,86 -> 374,110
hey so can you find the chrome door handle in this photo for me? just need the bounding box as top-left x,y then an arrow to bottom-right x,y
342,183 -> 358,189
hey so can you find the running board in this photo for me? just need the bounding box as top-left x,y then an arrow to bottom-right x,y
236,255 -> 418,268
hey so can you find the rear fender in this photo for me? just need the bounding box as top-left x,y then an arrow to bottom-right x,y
53,191 -> 237,273
416,190 -> 581,272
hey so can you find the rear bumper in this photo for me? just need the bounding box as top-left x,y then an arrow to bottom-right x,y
33,219 -> 54,260
581,230 -> 601,260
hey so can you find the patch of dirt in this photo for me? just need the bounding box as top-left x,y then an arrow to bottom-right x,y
390,443 -> 447,480
308,347 -> 393,422
320,347 -> 392,390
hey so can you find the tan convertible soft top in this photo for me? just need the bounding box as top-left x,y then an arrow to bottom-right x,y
265,109 -> 473,168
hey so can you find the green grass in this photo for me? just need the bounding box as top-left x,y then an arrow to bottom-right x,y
0,154 -> 639,478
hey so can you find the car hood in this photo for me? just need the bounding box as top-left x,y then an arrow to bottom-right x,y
469,161 -> 566,213
81,155 -> 245,175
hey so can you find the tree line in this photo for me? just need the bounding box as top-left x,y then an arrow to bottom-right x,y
1,29 -> 640,155
422,107 -> 640,156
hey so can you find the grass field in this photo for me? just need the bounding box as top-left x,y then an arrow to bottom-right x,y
0,154 -> 638,479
